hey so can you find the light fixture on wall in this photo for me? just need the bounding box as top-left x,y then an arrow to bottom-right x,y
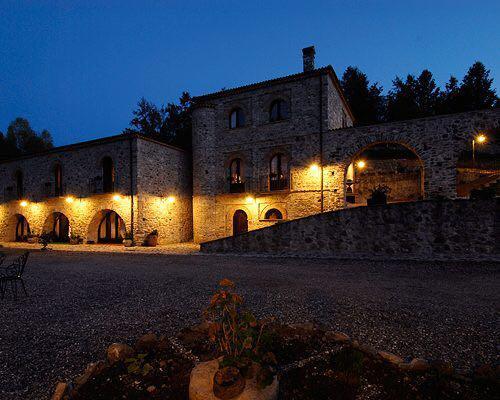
245,196 -> 255,204
113,194 -> 121,201
476,134 -> 486,144
20,200 -> 28,207
310,163 -> 319,172
65,196 -> 75,203
356,160 -> 366,169
167,196 -> 175,203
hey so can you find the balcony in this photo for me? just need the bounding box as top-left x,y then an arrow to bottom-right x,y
229,182 -> 246,193
269,177 -> 289,191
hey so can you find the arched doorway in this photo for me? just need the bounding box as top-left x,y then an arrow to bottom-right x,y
233,210 -> 248,236
345,142 -> 424,205
43,212 -> 70,242
98,210 -> 125,243
265,208 -> 283,220
15,214 -> 30,242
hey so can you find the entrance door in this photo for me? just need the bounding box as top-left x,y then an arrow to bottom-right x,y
98,211 -> 124,243
53,213 -> 70,242
233,210 -> 248,236
15,215 -> 30,242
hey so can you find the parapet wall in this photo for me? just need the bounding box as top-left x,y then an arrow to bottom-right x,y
201,199 -> 499,260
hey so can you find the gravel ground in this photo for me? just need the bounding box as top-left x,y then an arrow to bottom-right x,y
0,250 -> 498,399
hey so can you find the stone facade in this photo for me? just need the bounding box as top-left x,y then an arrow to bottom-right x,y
201,198 -> 499,259
192,57 -> 500,242
0,134 -> 192,245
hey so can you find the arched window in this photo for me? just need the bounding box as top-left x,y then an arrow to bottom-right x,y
269,99 -> 289,122
229,108 -> 245,129
15,170 -> 23,200
54,164 -> 63,196
102,157 -> 114,193
229,158 -> 245,193
265,208 -> 283,220
269,153 -> 288,191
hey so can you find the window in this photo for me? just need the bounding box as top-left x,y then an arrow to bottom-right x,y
54,164 -> 63,196
269,153 -> 288,191
229,108 -> 245,129
229,159 -> 245,193
265,208 -> 283,220
15,170 -> 23,199
269,99 -> 289,122
102,157 -> 114,193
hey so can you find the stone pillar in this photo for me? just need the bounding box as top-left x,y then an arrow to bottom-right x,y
192,104 -> 219,243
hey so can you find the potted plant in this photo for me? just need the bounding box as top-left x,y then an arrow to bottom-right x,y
69,233 -> 81,245
144,229 -> 158,247
27,231 -> 39,244
367,184 -> 391,206
123,231 -> 134,247
189,279 -> 278,400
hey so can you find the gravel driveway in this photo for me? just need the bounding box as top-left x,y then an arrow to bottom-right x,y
0,250 -> 498,399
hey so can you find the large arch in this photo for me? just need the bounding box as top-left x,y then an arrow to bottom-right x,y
42,212 -> 70,242
343,141 -> 425,206
5,213 -> 31,242
87,209 -> 126,244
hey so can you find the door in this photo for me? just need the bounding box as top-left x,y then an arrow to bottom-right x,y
15,215 -> 30,242
98,211 -> 124,243
53,213 -> 70,242
233,210 -> 248,236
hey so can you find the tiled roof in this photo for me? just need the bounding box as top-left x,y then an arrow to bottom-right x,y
192,65 -> 355,121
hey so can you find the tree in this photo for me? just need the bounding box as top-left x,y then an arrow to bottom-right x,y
124,92 -> 192,149
340,67 -> 385,125
438,76 -> 461,114
386,70 -> 440,121
456,61 -> 498,111
1,118 -> 53,159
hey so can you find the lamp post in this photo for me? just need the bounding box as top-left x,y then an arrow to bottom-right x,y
472,134 -> 487,168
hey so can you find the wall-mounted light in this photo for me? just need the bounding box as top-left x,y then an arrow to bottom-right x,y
356,160 -> 366,169
245,196 -> 255,204
167,196 -> 175,203
20,200 -> 28,207
310,163 -> 319,172
65,196 -> 75,203
113,194 -> 121,201
476,134 -> 486,144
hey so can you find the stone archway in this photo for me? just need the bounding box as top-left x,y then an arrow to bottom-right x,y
344,142 -> 424,206
87,209 -> 126,244
43,212 -> 70,242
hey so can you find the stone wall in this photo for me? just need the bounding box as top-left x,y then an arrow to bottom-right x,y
201,198 -> 499,260
192,69 -> 353,243
135,137 -> 193,244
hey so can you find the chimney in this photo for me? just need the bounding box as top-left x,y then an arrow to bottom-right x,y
302,46 -> 316,72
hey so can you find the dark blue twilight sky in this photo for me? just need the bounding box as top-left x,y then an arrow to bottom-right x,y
1,1 -> 498,146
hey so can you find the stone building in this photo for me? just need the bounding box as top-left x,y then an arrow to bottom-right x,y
0,134 -> 192,244
1,46 -> 499,245
191,47 -> 500,243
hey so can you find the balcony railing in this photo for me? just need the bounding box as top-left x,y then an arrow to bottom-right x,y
229,182 -> 246,193
269,177 -> 289,191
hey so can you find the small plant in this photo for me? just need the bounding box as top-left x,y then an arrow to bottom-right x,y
124,353 -> 154,376
204,279 -> 276,391
144,229 -> 158,247
367,184 -> 391,206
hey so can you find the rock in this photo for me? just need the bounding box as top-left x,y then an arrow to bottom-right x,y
107,343 -> 135,365
189,359 -> 278,400
135,333 -> 158,352
432,360 -> 454,376
51,382 -> 67,400
357,344 -> 378,358
399,358 -> 429,372
378,351 -> 404,365
74,361 -> 106,388
324,331 -> 350,343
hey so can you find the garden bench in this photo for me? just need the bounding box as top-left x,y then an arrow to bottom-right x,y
0,252 -> 29,300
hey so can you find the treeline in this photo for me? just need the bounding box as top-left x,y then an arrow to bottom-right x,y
341,61 -> 498,125
0,118 -> 53,160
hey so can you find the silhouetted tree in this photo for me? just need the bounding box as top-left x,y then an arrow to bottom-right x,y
0,118 -> 53,159
456,61 -> 498,111
386,70 -> 440,121
124,92 -> 192,149
340,67 -> 385,125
